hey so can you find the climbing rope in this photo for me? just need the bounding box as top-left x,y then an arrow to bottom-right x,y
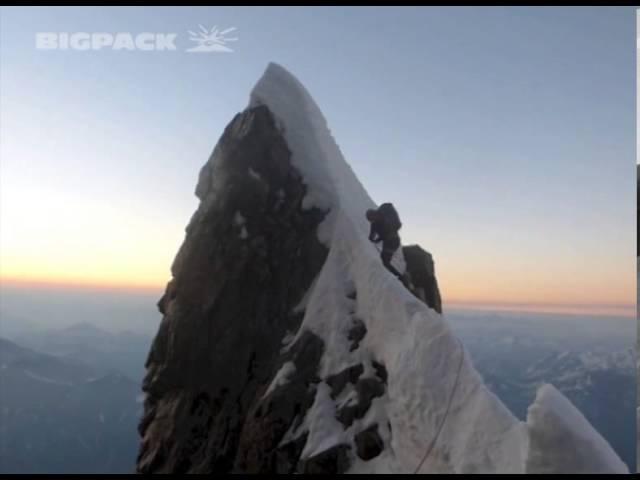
412,338 -> 465,474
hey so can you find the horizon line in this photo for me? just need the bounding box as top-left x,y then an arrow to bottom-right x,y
446,300 -> 636,319
0,276 -> 634,318
0,276 -> 166,293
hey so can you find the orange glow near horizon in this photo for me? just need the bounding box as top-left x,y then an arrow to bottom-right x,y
0,274 -> 166,293
0,254 -> 171,292
446,300 -> 636,319
0,184 -> 634,318
436,269 -> 636,316
1,265 -> 635,318
0,185 -> 183,295
432,245 -> 636,318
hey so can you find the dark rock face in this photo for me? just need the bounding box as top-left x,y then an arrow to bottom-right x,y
372,360 -> 388,384
402,245 -> 443,314
333,371 -> 386,428
137,105 -> 329,473
137,101 -> 446,474
326,364 -> 365,399
355,424 -> 384,460
347,318 -> 367,352
301,444 -> 352,474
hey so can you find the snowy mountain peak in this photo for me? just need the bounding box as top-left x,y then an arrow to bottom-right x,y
250,62 -> 376,243
138,63 -> 627,474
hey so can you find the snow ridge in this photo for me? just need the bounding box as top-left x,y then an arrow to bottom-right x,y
250,63 -> 376,245
248,62 -> 627,474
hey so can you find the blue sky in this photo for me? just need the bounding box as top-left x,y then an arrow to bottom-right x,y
0,6 -> 636,313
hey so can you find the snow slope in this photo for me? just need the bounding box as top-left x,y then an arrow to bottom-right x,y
248,62 -> 627,474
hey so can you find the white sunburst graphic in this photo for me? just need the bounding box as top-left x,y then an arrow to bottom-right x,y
186,25 -> 238,53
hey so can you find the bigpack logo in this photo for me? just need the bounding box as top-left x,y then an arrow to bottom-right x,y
35,25 -> 238,53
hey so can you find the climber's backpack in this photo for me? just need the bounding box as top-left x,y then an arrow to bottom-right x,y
378,203 -> 402,233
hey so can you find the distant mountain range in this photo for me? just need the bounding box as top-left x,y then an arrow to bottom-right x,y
14,322 -> 151,384
448,312 -> 635,471
0,333 -> 145,473
0,312 -> 632,473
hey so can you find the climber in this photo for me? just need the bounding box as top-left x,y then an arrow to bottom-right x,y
366,203 -> 408,286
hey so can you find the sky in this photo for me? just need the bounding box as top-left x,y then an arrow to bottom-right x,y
0,6 -> 636,317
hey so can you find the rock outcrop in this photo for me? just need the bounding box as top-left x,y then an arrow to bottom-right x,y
402,245 -> 442,314
138,105 -> 329,473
